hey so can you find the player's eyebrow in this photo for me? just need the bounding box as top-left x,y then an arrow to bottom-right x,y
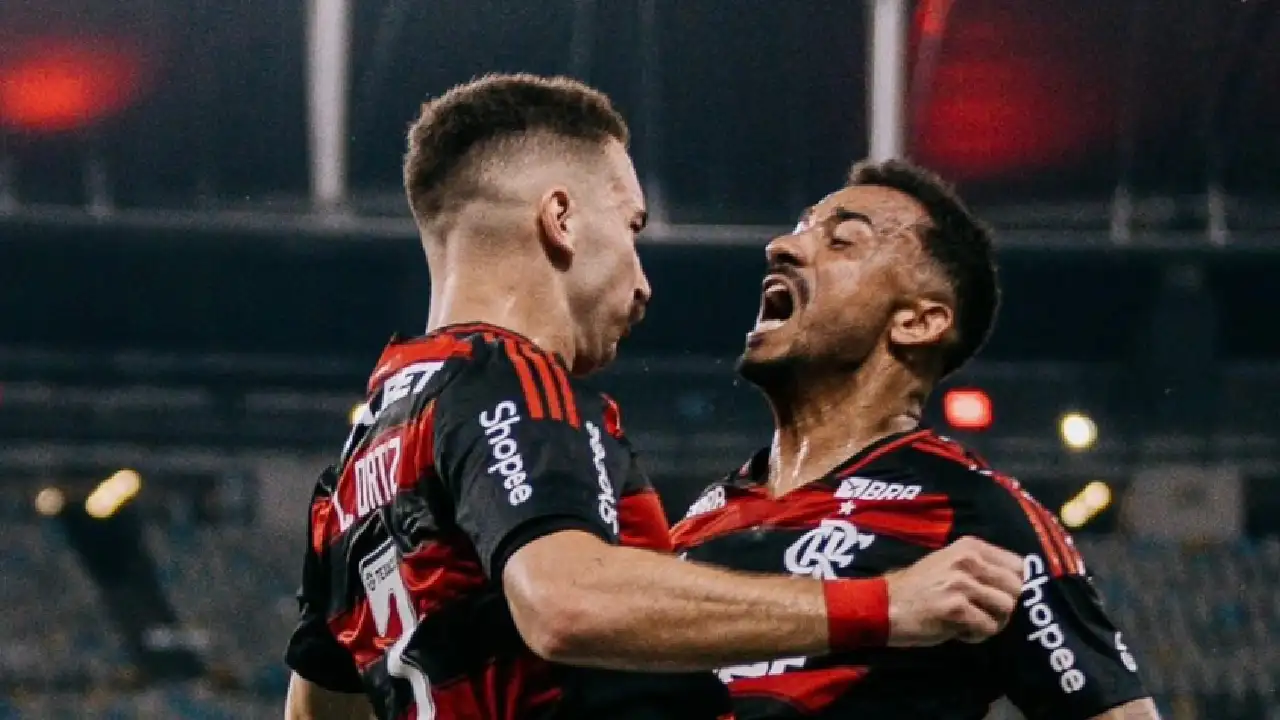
794,206 -> 875,235
830,206 -> 873,228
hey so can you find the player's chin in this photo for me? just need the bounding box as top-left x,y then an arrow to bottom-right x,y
736,342 -> 796,387
572,338 -> 619,376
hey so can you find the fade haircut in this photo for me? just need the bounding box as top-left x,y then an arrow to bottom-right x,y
403,73 -> 629,223
847,159 -> 1000,377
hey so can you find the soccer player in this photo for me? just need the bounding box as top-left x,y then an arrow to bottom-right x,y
670,160 -> 1159,720
282,75 -> 1028,720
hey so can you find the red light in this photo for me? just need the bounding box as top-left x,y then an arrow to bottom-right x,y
943,389 -> 992,431
916,0 -> 955,39
0,38 -> 148,132
910,7 -> 1117,181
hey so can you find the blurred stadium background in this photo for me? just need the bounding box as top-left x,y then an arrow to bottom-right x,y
2,0 -> 1279,718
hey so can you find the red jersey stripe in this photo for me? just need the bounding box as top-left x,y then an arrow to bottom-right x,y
671,486 -> 954,550
990,474 -> 1067,577
400,537 -> 488,616
309,495 -> 330,555
617,488 -> 673,551
550,361 -> 580,428
845,501 -> 954,550
910,437 -> 974,467
600,395 -> 623,438
518,344 -> 564,421
1035,503 -> 1084,576
676,430 -> 937,546
367,333 -> 473,393
730,667 -> 869,714
501,339 -> 545,420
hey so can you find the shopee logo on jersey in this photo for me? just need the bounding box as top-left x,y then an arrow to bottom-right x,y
585,422 -> 619,534
1022,554 -> 1087,694
480,400 -> 532,506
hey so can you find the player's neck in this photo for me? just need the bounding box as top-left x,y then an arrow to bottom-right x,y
425,248 -> 576,368
765,357 -> 926,498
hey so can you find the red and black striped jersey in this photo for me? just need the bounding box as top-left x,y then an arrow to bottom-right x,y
671,428 -> 1149,720
285,322 -> 731,720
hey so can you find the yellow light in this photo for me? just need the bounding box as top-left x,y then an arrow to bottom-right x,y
85,469 -> 142,519
349,402 -> 367,425
1081,481 -> 1111,508
34,487 -> 65,517
1060,499 -> 1090,529
1060,480 -> 1113,529
1059,412 -> 1097,450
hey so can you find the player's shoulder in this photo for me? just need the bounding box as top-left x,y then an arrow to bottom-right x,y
886,430 -> 1016,501
899,431 -> 1086,575
363,326 -> 479,398
415,323 -> 624,435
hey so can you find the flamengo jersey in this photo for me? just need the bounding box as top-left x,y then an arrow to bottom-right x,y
285,323 -> 731,720
671,429 -> 1149,720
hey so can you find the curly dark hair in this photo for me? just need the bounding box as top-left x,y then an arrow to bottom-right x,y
848,159 -> 1000,376
403,73 -> 629,221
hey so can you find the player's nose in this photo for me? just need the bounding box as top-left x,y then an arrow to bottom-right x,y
634,260 -> 653,306
765,232 -> 807,270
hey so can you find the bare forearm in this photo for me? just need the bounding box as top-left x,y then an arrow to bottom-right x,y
504,531 -> 1020,672
285,674 -> 374,720
1087,698 -> 1161,720
505,532 -> 836,671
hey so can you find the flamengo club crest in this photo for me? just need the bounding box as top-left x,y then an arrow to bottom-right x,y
783,519 -> 876,579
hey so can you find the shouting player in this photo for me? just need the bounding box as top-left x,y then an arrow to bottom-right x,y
283,75 -> 1028,720
671,160 -> 1158,720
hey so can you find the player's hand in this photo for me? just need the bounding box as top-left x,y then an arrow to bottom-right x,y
882,536 -> 1023,647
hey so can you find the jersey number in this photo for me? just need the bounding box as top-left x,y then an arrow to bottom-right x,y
360,539 -> 436,719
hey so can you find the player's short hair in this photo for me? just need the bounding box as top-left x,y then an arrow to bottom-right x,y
403,73 -> 629,222
847,159 -> 999,377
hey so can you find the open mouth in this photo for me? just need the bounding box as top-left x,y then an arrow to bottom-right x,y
754,274 -> 797,332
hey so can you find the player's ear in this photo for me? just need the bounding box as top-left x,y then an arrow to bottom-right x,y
537,187 -> 577,264
888,299 -> 954,350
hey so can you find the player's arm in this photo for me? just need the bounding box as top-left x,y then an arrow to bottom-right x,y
505,530 -> 1019,670
282,471 -> 369,716
980,477 -> 1156,720
433,349 -> 1025,671
285,674 -> 376,720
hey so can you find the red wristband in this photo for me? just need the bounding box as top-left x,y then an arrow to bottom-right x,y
823,578 -> 890,651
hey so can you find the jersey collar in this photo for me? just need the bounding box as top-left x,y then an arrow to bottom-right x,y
419,321 -> 541,347
399,322 -> 571,368
729,427 -> 933,494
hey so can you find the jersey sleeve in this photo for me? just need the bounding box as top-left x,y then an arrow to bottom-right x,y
433,341 -> 619,579
283,470 -> 364,693
979,474 -> 1150,719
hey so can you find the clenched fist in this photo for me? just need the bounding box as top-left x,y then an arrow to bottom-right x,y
884,536 -> 1024,647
